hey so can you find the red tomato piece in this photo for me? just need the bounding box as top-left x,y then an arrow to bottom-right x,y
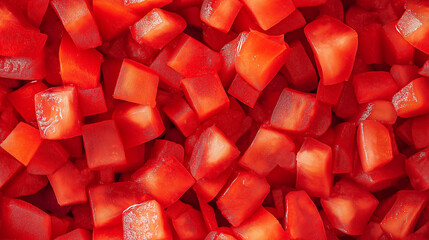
27,140 -> 69,175
321,179 -> 379,235
239,127 -> 295,176
304,101 -> 332,137
55,229 -> 91,240
0,54 -> 46,80
284,190 -> 326,240
82,120 -> 126,170
218,32 -> 248,88
163,97 -> 199,137
316,82 -> 344,105
193,167 -> 232,202
233,207 -> 287,240
92,225 -> 123,240
381,190 -> 429,239
305,15 -> 358,85
353,71 -> 399,104
3,170 -> 48,198
7,81 -> 47,122
50,216 -> 71,239
182,74 -> 229,121
412,114 -> 429,149
77,85 -> 108,117
228,74 -> 261,108
132,155 -> 195,207
332,122 -> 356,174
48,161 -> 88,206
197,195 -> 218,231
124,0 -> 173,15
150,139 -> 185,164
217,171 -> 270,227
124,32 -> 159,66
390,64 -> 420,88
171,207 -> 208,240
189,125 -> 240,180
200,0 -> 242,33
113,59 -> 159,107
89,181 -> 151,227
357,23 -> 383,64
235,31 -> 289,91
35,86 -> 82,139
0,122 -> 42,166
345,6 -> 379,33
406,149 -> 429,190
58,136 -> 83,158
296,137 -> 333,198
270,88 -> 317,133
131,8 -> 186,49
419,60 -> 429,77
0,197 -> 51,240
381,21 -> 415,65
122,200 -> 172,240
397,1 -> 429,54
241,0 -> 295,30
167,34 -> 222,77
392,77 -> 429,118
293,0 -> 327,7
112,103 -> 165,149
51,0 -> 102,49
352,100 -> 398,125
0,149 -> 23,188
202,24 -> 240,52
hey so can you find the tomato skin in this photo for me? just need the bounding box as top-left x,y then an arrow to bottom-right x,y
305,15 -> 358,85
392,77 -> 429,118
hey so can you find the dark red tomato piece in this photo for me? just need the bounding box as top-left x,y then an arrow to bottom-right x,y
284,190 -> 326,240
77,85 -> 108,117
27,140 -> 69,175
411,114 -> 429,149
150,139 -> 184,164
321,179 -> 379,235
305,101 -> 332,137
131,155 -> 195,207
7,81 -> 47,122
3,169 -> 48,198
55,229 -> 91,240
0,149 -> 23,188
263,9 -> 306,35
0,197 -> 51,240
352,100 -> 398,125
92,225 -> 123,240
50,216 -> 71,239
182,74 -> 230,121
333,81 -> 359,119
235,31 -> 289,91
163,97 -> 199,137
82,120 -> 126,170
189,125 -> 240,180
0,122 -> 42,166
233,207 -> 287,240
293,0 -> 327,7
381,21 -> 415,65
124,32 -> 159,66
35,86 -> 82,139
217,171 -> 270,227
357,120 -> 394,172
241,0 -> 295,30
193,167 -> 232,202
89,181 -> 151,228
359,222 -> 385,240
131,8 -> 186,49
381,190 -> 429,239
392,77 -> 429,118
406,149 -> 429,190
197,195 -> 218,231
59,34 -> 104,89
171,206 -> 208,240
296,137 -> 333,198
51,0 -> 102,49
122,200 -> 172,240
357,22 -> 383,64
202,24 -> 238,52
239,127 -> 295,176
332,122 -> 356,174
48,161 -> 88,206
352,71 -> 399,104
270,88 -> 317,133
316,82 -> 344,105
200,0 -> 242,33
305,15 -> 358,85
0,54 -> 46,80
113,58 -> 159,107
58,136 -> 83,158
112,103 -> 165,149
228,74 -> 261,108
390,64 -> 420,88
166,200 -> 192,219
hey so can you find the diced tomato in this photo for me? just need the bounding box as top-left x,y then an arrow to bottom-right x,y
228,74 -> 261,108
50,216 -> 71,239
27,140 -> 69,175
0,54 -> 46,80
197,195 -> 218,231
150,139 -> 184,164
124,0 -> 173,15
411,114 -> 429,149
392,77 -> 429,118
2,169 -> 48,198
0,148 -> 23,188
381,21 -> 415,65
316,82 -> 344,105
193,167 -> 232,202
55,229 -> 91,240
58,136 -> 83,158
241,0 -> 295,30
352,101 -> 398,125
332,122 -> 356,174
406,149 -> 429,190
77,85 -> 108,117
171,206 -> 208,239
163,97 -> 199,137
357,23 -> 383,64
200,0 -> 242,33
7,81 -> 47,122
92,225 -> 123,240
352,71 -> 399,104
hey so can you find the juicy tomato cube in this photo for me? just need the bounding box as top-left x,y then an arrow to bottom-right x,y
352,71 -> 399,104
321,179 -> 379,235
241,0 -> 295,30
122,200 -> 172,240
171,206 -> 208,240
200,0 -> 242,33
406,149 -> 429,191
0,149 -> 23,188
193,168 -> 232,202
380,21 -> 415,65
316,82 -> 344,105
0,122 -> 42,166
357,120 -> 394,172
123,0 -> 172,15
352,100 -> 398,125
305,15 -> 358,85
228,74 -> 261,108
82,120 -> 126,170
189,125 -> 240,180
35,86 -> 82,139
76,85 -> 108,117
296,137 -> 333,198
114,59 -> 159,107
7,81 -> 47,122
411,114 -> 429,149
390,64 -> 420,88
163,97 -> 199,137
392,77 -> 429,118
217,171 -> 270,227
27,140 -> 69,175
0,54 -> 46,80
3,169 -> 48,198
150,139 -> 185,164
131,155 -> 195,207
131,8 -> 186,49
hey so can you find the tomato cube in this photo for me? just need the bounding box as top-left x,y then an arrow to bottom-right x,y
27,140 -> 69,175
0,54 -> 46,80
352,71 -> 399,104
35,86 -> 82,139
55,229 -> 91,240
219,32 -> 248,88
233,207 -> 287,240
296,137 -> 333,198
114,59 -> 159,107
193,167 -> 232,202
406,149 -> 429,190
321,179 -> 379,235
305,15 -> 358,85
381,21 -> 415,65
357,22 -> 383,64
284,191 -> 326,240
0,149 -> 23,188
228,74 -> 261,108
241,0 -> 295,30
51,0 -> 102,49
150,140 -> 184,163
235,31 -> 289,91
3,169 -> 48,198
352,100 -> 398,125
197,195 -> 218,231
332,122 -> 356,174
132,155 -> 195,207
200,0 -> 242,33
392,77 -> 429,118
59,34 -> 104,89
82,120 -> 126,170
316,82 -> 344,105
390,64 -> 420,88
171,207 -> 208,239
217,171 -> 270,226
122,200 -> 172,240
7,81 -> 47,122
163,97 -> 199,137
239,127 -> 295,176
131,8 -> 186,49
411,114 -> 429,149
58,136 -> 83,158
50,216 -> 71,239
77,85 -> 108,117
189,125 -> 240,180
182,74 -> 229,121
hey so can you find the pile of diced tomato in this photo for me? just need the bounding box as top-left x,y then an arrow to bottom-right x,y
1,0 -> 429,239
